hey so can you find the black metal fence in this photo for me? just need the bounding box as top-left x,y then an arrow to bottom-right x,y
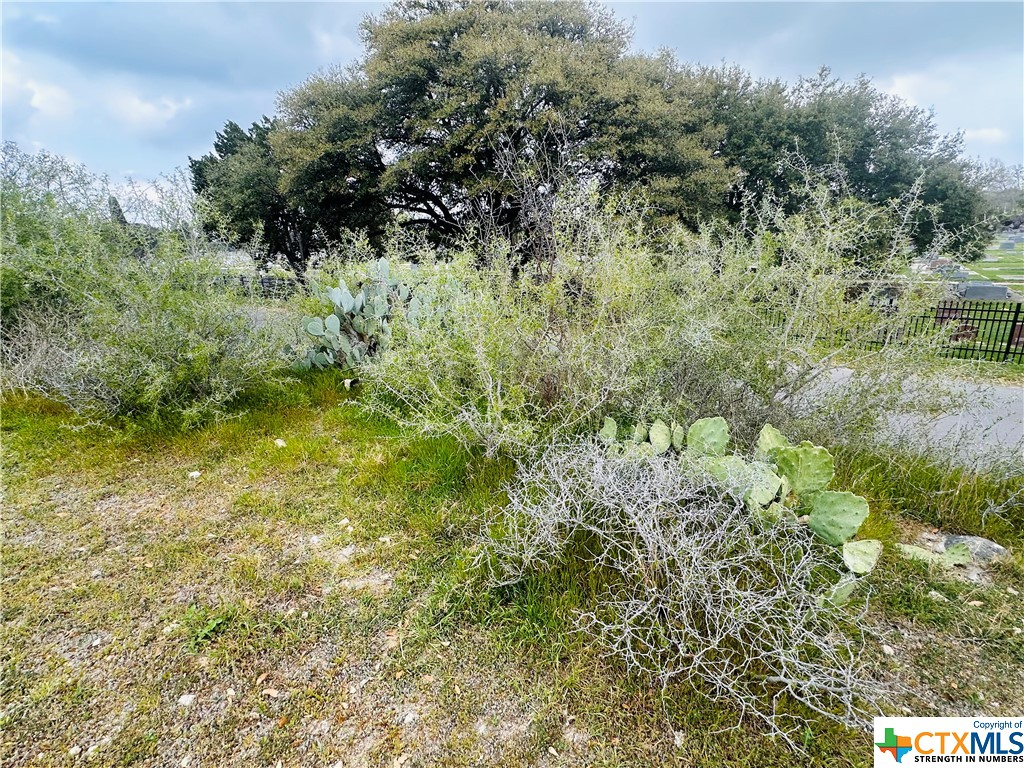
212,274 -> 300,299
840,300 -> 1023,363
906,300 -> 1024,363
767,299 -> 1024,363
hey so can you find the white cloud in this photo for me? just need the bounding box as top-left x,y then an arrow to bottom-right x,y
881,71 -> 950,106
1,49 -> 74,120
312,27 -> 360,64
963,128 -> 1007,144
107,92 -> 192,130
878,52 -> 1022,162
25,79 -> 74,119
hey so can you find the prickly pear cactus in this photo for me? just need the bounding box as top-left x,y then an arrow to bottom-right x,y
807,491 -> 869,546
648,419 -> 672,454
296,259 -> 415,371
773,441 -> 834,495
599,417 -> 618,444
842,539 -> 882,574
755,423 -> 790,462
686,417 -> 729,456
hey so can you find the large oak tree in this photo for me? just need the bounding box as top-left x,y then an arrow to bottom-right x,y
193,0 -> 994,270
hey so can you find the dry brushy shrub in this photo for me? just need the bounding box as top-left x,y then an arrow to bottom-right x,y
2,143 -> 288,428
481,440 -> 885,741
361,176 -> 963,457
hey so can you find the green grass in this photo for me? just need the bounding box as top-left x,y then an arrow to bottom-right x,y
2,386 -> 1022,767
970,242 -> 1024,284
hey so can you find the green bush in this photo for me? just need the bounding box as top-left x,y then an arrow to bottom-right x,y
2,144 -> 288,429
361,187 -> 685,454
359,180 -> 960,456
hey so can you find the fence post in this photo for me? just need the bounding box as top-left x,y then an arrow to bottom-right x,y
1002,300 -> 1023,363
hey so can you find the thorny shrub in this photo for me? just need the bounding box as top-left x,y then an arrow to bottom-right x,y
481,439 -> 885,741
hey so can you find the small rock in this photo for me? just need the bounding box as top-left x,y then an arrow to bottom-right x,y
187,471 -> 202,480
673,730 -> 685,748
1008,587 -> 1019,596
91,569 -> 103,579
340,518 -> 350,526
547,747 -> 559,757
402,711 -> 419,726
927,590 -> 949,603
162,622 -> 180,635
180,757 -> 192,767
86,744 -> 100,758
178,694 -> 196,707
963,563 -> 989,585
943,535 -> 1007,563
262,688 -> 279,698
274,439 -> 287,448
966,600 -> 984,607
881,644 -> 895,656
69,746 -> 82,757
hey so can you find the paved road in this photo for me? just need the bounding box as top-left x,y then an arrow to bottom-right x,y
910,380 -> 1023,466
820,368 -> 1023,468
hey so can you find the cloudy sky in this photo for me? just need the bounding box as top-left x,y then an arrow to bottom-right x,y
2,1 -> 1021,183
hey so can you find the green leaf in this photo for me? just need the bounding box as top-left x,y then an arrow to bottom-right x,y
324,314 -> 341,336
705,455 -> 748,485
686,416 -> 729,456
896,544 -> 943,566
598,417 -> 618,444
377,257 -> 390,279
843,539 -> 882,575
774,442 -> 834,494
649,419 -> 672,454
942,543 -> 971,567
633,423 -> 648,443
621,441 -> 656,459
820,579 -> 857,607
305,317 -> 324,337
744,461 -> 783,508
671,422 -> 686,451
340,288 -> 355,314
755,423 -> 790,461
807,491 -> 869,546
758,501 -> 788,524
704,456 -> 781,509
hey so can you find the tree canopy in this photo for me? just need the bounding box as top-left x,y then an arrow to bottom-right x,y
192,0 -> 997,270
